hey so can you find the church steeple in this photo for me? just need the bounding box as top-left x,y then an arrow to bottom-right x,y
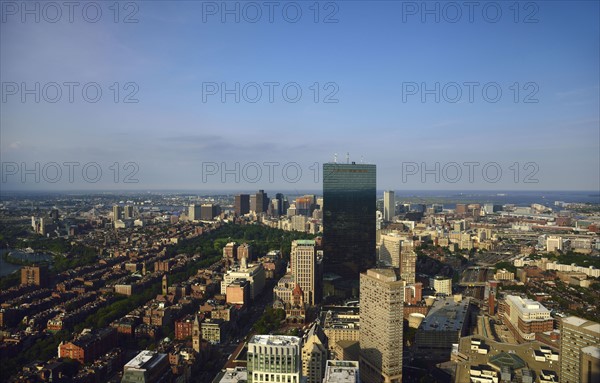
192,314 -> 201,353
162,274 -> 168,296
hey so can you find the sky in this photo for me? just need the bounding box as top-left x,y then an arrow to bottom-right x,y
1,0 -> 599,192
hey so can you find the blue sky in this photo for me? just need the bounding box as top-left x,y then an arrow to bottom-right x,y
1,0 -> 599,192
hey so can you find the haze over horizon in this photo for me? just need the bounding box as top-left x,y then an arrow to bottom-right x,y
2,1 -> 599,192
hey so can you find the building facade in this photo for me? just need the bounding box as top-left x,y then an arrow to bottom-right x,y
560,316 -> 600,383
359,268 -> 405,383
383,191 -> 394,222
323,162 -> 376,284
291,239 -> 321,305
247,335 -> 302,383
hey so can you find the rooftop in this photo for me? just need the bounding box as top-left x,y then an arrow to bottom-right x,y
215,367 -> 248,383
581,345 -> 600,359
505,295 -> 550,316
124,350 -> 167,371
323,360 -> 360,383
249,335 -> 301,346
293,239 -> 316,246
365,268 -> 401,282
420,296 -> 469,332
562,316 -> 600,333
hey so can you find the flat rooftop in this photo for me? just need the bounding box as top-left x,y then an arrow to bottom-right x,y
249,335 -> 301,346
563,316 -> 600,333
365,268 -> 400,282
323,360 -> 360,383
124,350 -> 166,370
214,367 -> 248,383
505,295 -> 550,316
420,296 -> 469,332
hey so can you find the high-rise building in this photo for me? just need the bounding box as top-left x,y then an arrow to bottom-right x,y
113,205 -> 122,221
379,234 -> 401,267
296,195 -> 315,216
201,203 -> 219,220
189,204 -> 201,221
235,194 -> 250,216
291,239 -> 322,305
379,234 -> 416,283
302,323 -> 328,383
323,162 -> 376,283
560,316 -> 600,383
383,191 -> 394,222
123,205 -> 134,219
359,268 -> 405,383
247,335 -> 302,383
275,193 -> 285,216
254,190 -> 269,214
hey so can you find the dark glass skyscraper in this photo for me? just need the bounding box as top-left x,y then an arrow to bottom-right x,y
323,162 -> 376,283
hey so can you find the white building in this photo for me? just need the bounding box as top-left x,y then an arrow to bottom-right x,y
430,276 -> 452,296
383,191 -> 394,222
546,236 -> 563,252
247,335 -> 302,383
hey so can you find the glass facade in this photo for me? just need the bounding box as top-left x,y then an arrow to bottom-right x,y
322,162 -> 376,282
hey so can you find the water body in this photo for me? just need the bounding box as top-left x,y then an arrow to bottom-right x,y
0,249 -> 53,277
388,190 -> 600,209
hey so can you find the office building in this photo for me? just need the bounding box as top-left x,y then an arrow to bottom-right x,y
383,191 -> 394,222
359,268 -> 405,383
123,205 -> 134,219
501,295 -> 553,342
254,190 -> 269,214
235,194 -> 250,216
296,195 -> 315,216
320,305 -> 360,359
379,234 -> 416,284
112,205 -> 122,221
560,316 -> 600,383
547,236 -> 563,252
121,350 -> 170,383
323,361 -> 360,383
275,193 -> 285,216
247,335 -> 302,383
414,296 -> 470,361
323,162 -> 376,284
291,239 -> 321,305
189,204 -> 201,221
201,203 -> 220,220
580,346 -> 600,383
302,323 -> 328,383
